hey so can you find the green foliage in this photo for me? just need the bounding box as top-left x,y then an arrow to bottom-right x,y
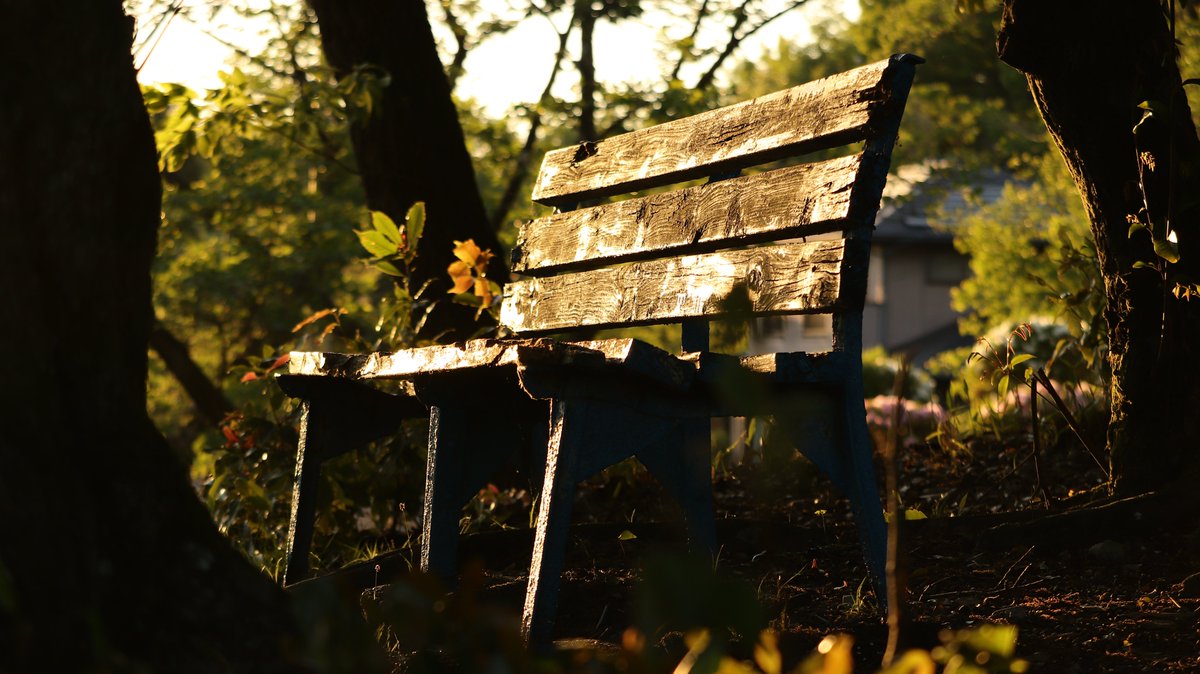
730,0 -> 1048,173
946,156 -> 1106,378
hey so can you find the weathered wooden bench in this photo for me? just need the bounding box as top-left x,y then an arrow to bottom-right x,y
278,53 -> 921,643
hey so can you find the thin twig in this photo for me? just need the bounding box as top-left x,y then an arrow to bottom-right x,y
693,0 -> 810,92
439,0 -> 471,90
136,0 -> 184,72
668,0 -> 710,81
994,545 -> 1035,590
1035,369 -> 1109,478
1029,377 -> 1051,507
882,356 -> 910,669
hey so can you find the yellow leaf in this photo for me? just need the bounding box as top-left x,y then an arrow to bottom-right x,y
817,634 -> 854,674
474,277 -> 493,305
473,247 -> 495,274
452,239 -> 482,264
754,631 -> 782,674
449,274 -> 474,294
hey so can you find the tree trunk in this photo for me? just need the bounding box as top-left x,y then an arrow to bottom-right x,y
0,3 -> 381,671
577,0 -> 598,142
307,0 -> 504,340
998,0 -> 1200,493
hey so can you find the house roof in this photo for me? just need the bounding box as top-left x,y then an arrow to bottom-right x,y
873,165 -> 1011,245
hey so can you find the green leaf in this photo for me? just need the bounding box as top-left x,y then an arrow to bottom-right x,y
904,508 -> 927,521
1128,220 -> 1147,237
405,201 -> 425,261
1009,354 -> 1035,367
963,624 -> 1018,657
373,260 -> 404,277
356,229 -> 396,258
450,291 -> 482,307
1132,260 -> 1159,270
1153,237 -> 1181,263
371,210 -> 403,246
617,529 -> 638,541
998,373 -> 1010,398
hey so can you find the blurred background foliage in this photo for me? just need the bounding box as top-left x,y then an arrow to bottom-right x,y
135,0 -> 1196,577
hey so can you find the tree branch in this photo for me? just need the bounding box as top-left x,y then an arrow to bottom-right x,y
576,0 -> 598,142
149,320 -> 236,428
490,16 -> 573,229
668,0 -> 710,82
438,0 -> 471,90
693,0 -> 809,92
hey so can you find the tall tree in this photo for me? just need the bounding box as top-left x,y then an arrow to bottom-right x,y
997,0 -> 1200,492
307,0 -> 504,339
0,2 -> 381,670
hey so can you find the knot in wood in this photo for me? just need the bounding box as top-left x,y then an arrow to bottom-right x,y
746,264 -> 764,295
573,141 -> 599,163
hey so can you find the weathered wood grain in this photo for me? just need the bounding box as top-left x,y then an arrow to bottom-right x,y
501,240 -> 848,334
568,338 -> 696,391
513,154 -> 866,276
287,339 -> 604,379
530,58 -> 899,205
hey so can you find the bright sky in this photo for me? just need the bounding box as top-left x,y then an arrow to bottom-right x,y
135,1 -> 858,115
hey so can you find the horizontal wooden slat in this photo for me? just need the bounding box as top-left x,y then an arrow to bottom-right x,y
531,57 -> 909,206
568,338 -> 696,391
501,240 -> 851,334
513,154 -> 864,276
287,339 -> 604,380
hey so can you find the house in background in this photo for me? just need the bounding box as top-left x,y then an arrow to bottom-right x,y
749,166 -> 1009,366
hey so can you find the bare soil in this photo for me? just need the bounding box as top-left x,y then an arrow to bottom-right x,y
433,434 -> 1200,672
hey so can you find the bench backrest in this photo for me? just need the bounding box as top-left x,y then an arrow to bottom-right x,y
500,55 -> 921,352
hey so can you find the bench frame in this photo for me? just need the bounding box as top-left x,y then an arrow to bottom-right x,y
277,54 -> 921,644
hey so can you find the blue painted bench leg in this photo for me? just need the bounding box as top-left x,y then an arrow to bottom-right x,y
522,399 -> 583,645
421,405 -> 466,586
636,418 -> 717,558
283,401 -> 323,586
841,375 -> 888,604
776,383 -> 887,607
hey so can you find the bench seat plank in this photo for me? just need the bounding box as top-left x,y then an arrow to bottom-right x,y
531,58 -> 899,205
502,239 -> 848,334
287,338 -> 696,392
513,154 -> 864,276
287,339 -> 603,379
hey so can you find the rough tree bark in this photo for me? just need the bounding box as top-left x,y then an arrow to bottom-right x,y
307,0 -> 505,340
998,0 -> 1200,493
0,2 -> 382,671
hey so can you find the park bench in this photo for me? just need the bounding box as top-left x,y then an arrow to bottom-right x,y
277,53 -> 921,644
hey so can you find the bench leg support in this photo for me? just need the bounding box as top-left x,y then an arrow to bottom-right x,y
421,405 -> 467,585
522,399 -> 584,646
636,418 -> 717,558
284,402 -> 323,586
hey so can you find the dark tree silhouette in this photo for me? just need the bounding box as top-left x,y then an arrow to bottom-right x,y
308,0 -> 505,340
0,2 -> 382,671
999,0 -> 1200,493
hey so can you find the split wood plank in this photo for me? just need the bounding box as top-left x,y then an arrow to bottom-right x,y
513,154 -> 866,276
531,58 -> 899,206
288,337 -> 695,391
287,339 -> 603,380
501,240 -> 848,334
